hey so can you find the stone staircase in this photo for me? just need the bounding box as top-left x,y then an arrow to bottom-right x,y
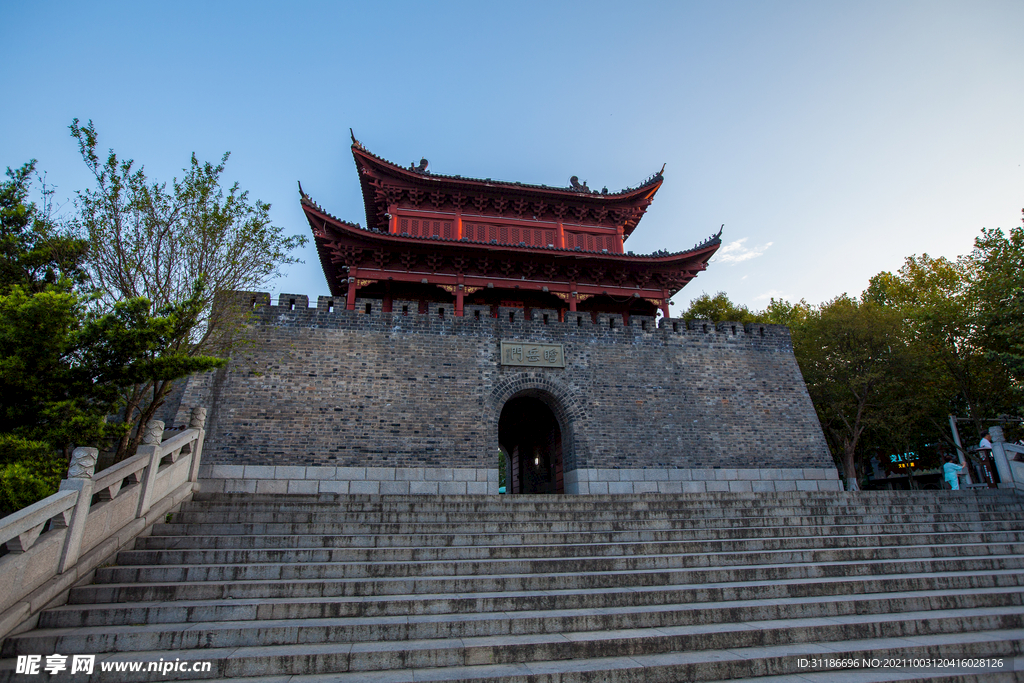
3,490 -> 1024,682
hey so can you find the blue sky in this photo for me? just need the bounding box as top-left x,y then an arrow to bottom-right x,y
2,1 -> 1021,316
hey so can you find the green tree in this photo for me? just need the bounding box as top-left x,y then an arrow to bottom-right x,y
1,161 -> 87,292
0,163 -> 91,513
789,296 -> 908,490
0,283 -> 225,513
971,221 -> 1024,406
0,159 -> 226,514
761,297 -> 810,327
683,291 -> 761,323
865,253 -> 1016,440
69,120 -> 306,457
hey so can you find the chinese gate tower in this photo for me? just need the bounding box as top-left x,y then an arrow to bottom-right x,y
181,135 -> 840,496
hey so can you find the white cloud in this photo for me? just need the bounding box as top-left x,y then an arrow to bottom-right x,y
712,238 -> 773,265
754,289 -> 787,302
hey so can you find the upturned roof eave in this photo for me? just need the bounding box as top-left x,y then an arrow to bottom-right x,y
352,145 -> 664,204
301,193 -> 720,267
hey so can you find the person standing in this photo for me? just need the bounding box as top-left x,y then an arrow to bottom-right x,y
978,431 -> 999,485
942,455 -> 965,490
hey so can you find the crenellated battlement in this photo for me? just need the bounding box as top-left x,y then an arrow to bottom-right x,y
183,290 -> 828,477
228,291 -> 793,348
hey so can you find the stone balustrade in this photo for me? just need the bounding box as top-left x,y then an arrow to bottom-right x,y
1000,436 -> 1024,493
0,407 -> 207,641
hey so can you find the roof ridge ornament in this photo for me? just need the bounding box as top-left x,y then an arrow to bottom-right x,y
409,158 -> 429,173
349,128 -> 365,151
569,176 -> 592,194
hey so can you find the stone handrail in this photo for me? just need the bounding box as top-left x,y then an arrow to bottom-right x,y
0,407 -> 207,641
0,490 -> 79,554
990,426 -> 1024,493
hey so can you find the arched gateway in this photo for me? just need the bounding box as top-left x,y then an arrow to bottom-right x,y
499,394 -> 564,494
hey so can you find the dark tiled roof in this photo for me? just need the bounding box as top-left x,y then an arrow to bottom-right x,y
351,139 -> 664,199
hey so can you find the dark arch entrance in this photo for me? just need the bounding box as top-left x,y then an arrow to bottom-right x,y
498,395 -> 564,494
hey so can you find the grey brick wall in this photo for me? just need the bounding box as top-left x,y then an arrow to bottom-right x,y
180,295 -> 834,476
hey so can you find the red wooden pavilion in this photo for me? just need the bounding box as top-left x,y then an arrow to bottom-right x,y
301,133 -> 722,322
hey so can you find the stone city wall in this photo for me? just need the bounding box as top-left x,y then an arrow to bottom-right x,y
176,293 -> 840,494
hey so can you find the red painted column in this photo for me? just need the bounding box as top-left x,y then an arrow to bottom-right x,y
388,206 -> 398,233
455,209 -> 463,240
660,289 -> 670,319
556,219 -> 565,248
569,289 -> 577,313
346,268 -> 359,311
456,279 -> 465,317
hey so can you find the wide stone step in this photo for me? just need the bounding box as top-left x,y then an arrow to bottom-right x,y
187,490 -> 1023,506
120,531 -> 1024,565
59,569 -> 1024,619
172,501 -> 1024,522
30,584 -> 1024,645
73,555 -> 1024,603
173,492 -> 1024,513
97,543 -> 1024,585
134,522 -> 1024,549
150,513 -> 1024,537
165,507 -> 1024,525
33,591 -> 1024,653
4,610 -> 1023,679
130,631 -> 1022,683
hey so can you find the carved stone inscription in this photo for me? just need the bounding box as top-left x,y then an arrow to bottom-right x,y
500,341 -> 565,368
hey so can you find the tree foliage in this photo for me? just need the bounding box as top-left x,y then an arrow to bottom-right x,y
683,291 -> 761,323
971,221 -> 1024,403
698,220 -> 1023,490
789,296 -> 909,490
1,161 -> 88,292
864,252 -> 1016,440
70,119 -> 305,344
68,120 -> 306,457
0,158 -> 226,514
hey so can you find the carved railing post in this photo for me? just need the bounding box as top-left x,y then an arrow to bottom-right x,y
57,447 -> 98,573
135,421 -> 165,518
188,407 -> 208,483
989,426 -> 1013,487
